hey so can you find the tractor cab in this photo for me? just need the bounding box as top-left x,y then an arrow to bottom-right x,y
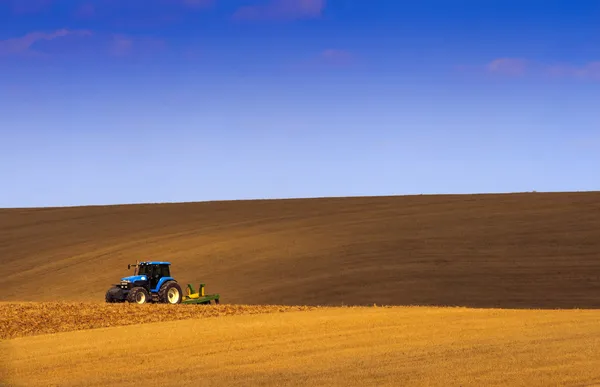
126,261 -> 172,290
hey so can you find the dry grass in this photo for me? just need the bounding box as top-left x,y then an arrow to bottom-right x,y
2,192 -> 600,309
3,306 -> 600,387
0,302 -> 317,340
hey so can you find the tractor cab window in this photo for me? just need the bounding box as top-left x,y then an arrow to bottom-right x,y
137,265 -> 150,276
158,264 -> 170,278
134,263 -> 169,279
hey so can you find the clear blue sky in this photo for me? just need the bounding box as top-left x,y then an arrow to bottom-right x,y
1,0 -> 598,208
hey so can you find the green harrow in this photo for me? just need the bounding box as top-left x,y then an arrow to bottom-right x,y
182,283 -> 220,304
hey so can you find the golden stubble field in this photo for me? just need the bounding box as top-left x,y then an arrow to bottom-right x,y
2,305 -> 600,387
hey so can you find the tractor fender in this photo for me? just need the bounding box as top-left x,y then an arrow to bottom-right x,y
151,276 -> 176,293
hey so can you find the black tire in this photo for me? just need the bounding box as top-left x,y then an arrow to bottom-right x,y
127,287 -> 151,304
158,281 -> 183,304
105,287 -> 124,303
105,288 -> 115,303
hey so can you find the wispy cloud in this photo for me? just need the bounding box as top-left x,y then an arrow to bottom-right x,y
10,0 -> 213,20
109,35 -> 134,56
288,48 -> 357,71
0,28 -> 170,59
108,34 -> 167,57
547,62 -> 600,81
320,49 -> 353,66
0,29 -> 92,57
4,0 -> 214,11
233,0 -> 325,21
478,57 -> 600,82
486,58 -> 528,76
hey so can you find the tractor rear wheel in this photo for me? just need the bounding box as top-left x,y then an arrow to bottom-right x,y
127,287 -> 150,304
158,281 -> 183,304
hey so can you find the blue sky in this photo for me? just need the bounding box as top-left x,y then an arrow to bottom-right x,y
1,0 -> 598,207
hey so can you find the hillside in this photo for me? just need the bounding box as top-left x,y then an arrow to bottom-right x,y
1,192 -> 599,308
3,306 -> 600,387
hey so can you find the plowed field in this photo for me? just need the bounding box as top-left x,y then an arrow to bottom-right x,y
0,302 -> 317,340
2,192 -> 600,308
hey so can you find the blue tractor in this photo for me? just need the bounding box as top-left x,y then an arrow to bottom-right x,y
105,261 -> 184,304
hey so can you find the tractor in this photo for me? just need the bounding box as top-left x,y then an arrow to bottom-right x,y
105,261 -> 220,305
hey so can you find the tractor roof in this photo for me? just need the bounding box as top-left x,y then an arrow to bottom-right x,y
140,261 -> 171,265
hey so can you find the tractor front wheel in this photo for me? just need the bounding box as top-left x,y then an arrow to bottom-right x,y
158,281 -> 183,304
106,287 -> 125,303
127,287 -> 150,304
105,288 -> 117,303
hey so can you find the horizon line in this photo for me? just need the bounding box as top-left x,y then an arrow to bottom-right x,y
1,189 -> 598,210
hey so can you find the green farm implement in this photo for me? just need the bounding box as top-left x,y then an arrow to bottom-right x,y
182,283 -> 220,304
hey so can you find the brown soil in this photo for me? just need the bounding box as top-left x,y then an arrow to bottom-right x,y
1,192 -> 599,308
